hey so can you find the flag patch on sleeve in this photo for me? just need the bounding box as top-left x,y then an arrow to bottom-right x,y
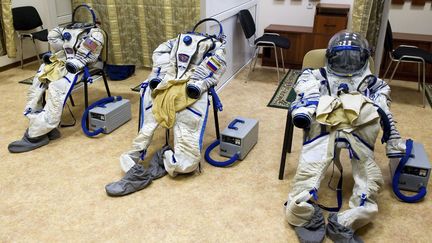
207,56 -> 221,72
83,38 -> 98,52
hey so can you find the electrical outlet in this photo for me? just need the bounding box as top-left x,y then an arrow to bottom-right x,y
307,2 -> 314,9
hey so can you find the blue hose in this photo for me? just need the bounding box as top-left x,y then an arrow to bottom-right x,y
209,87 -> 223,111
392,139 -> 427,203
205,139 -> 239,167
81,96 -> 122,137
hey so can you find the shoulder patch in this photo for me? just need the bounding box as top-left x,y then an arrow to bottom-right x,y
207,56 -> 221,72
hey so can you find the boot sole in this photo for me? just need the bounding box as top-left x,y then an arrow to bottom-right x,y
8,140 -> 49,153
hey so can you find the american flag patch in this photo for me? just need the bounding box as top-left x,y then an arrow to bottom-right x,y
83,38 -> 98,52
207,56 -> 221,72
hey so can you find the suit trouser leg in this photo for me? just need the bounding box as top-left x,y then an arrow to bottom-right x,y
285,132 -> 335,226
27,72 -> 78,138
163,92 -> 209,176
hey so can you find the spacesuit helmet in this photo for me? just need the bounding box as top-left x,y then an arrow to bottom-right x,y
66,4 -> 98,29
325,30 -> 370,77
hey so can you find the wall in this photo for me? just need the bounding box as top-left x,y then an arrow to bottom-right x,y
0,0 -> 58,67
389,1 -> 432,35
258,0 -> 354,37
374,0 -> 391,75
203,0 -> 252,17
201,0 -> 258,90
258,0 -> 418,73
55,0 -> 72,25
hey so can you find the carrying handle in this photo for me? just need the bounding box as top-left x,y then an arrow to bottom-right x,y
228,119 -> 245,130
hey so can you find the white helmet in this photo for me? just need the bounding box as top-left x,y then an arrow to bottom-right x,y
326,30 -> 370,77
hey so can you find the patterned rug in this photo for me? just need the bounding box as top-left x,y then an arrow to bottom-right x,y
426,83 -> 432,107
18,77 -> 34,85
131,83 -> 141,92
267,69 -> 301,109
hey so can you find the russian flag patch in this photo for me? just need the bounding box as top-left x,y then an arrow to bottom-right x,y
207,56 -> 221,72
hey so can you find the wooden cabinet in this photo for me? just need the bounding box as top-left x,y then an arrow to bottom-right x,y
313,4 -> 349,48
313,15 -> 347,34
262,3 -> 349,69
380,32 -> 432,83
262,25 -> 314,69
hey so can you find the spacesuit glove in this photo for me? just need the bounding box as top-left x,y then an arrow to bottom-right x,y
186,77 -> 216,99
291,107 -> 314,129
149,77 -> 162,90
187,54 -> 226,98
42,53 -> 53,64
147,66 -> 168,90
65,58 -> 84,74
186,82 -> 201,99
386,138 -> 407,158
186,74 -> 219,99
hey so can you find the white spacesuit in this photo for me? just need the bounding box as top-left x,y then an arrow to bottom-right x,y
8,5 -> 104,153
284,31 -> 406,243
105,18 -> 226,197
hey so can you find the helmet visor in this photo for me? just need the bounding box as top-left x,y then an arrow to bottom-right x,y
327,46 -> 367,76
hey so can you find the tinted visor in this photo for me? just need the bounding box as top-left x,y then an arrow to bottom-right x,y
327,46 -> 367,76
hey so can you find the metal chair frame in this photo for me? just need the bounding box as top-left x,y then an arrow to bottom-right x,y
12,6 -> 48,68
247,32 -> 286,81
382,45 -> 427,107
17,32 -> 45,68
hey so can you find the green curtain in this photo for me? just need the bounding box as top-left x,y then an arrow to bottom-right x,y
72,0 -> 200,67
0,0 -> 16,58
352,0 -> 385,56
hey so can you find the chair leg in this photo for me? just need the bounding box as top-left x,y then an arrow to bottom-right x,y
101,71 -> 111,97
69,95 -> 75,107
273,45 -> 280,81
382,59 -> 393,80
84,78 -> 89,129
418,62 -> 421,91
32,39 -> 41,64
280,48 -> 286,75
422,60 -> 426,108
247,47 -> 259,79
389,60 -> 401,83
252,46 -> 260,72
138,93 -> 143,132
20,38 -> 24,69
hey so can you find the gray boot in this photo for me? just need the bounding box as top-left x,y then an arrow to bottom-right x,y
105,163 -> 153,197
148,145 -> 171,179
294,204 -> 326,243
47,128 -> 61,140
326,213 -> 363,243
8,130 -> 49,153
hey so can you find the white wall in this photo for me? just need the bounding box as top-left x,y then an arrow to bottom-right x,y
55,0 -> 72,25
0,0 -> 67,67
258,0 -> 354,37
389,1 -> 432,35
202,0 -> 253,17
374,0 -> 391,74
202,0 -> 258,90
